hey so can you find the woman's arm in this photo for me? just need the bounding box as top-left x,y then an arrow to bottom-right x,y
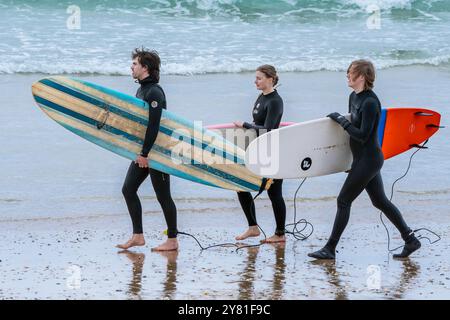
243,99 -> 283,131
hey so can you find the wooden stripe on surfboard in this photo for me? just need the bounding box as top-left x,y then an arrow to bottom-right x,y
37,104 -> 257,192
37,99 -> 261,192
32,80 -> 264,188
50,77 -> 242,158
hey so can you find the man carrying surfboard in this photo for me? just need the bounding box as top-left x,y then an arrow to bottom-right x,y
117,48 -> 179,252
308,60 -> 421,260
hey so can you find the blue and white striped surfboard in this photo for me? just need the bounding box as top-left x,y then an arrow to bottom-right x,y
31,77 -> 270,192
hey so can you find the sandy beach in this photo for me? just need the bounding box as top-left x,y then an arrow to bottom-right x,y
1,66 -> 449,299
0,197 -> 449,300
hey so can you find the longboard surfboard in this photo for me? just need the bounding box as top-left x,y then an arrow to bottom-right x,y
32,77 -> 270,192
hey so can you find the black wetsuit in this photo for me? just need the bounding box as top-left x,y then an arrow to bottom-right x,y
122,76 -> 177,238
325,90 -> 412,251
239,90 -> 286,236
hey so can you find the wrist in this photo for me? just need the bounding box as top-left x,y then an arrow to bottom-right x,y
340,119 -> 350,129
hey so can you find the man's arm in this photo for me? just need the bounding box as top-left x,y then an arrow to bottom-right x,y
140,87 -> 164,157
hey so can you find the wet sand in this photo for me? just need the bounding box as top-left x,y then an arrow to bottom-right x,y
1,66 -> 449,299
1,196 -> 448,300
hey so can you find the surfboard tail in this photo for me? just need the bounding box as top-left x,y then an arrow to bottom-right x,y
381,108 -> 441,160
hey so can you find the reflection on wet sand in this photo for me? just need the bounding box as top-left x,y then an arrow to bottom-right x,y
118,250 -> 146,300
237,243 -> 287,300
308,257 -> 421,300
270,243 -> 286,300
310,260 -> 348,300
119,249 -> 179,300
155,250 -> 179,300
238,246 -> 259,300
389,259 -> 420,299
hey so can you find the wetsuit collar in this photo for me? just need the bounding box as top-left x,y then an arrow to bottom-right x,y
262,89 -> 276,96
355,89 -> 371,96
138,76 -> 158,85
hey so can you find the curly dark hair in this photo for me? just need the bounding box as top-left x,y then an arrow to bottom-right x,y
132,47 -> 161,82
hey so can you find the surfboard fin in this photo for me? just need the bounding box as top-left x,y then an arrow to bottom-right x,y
410,144 -> 428,149
414,111 -> 435,116
426,124 -> 445,129
410,138 -> 429,149
96,106 -> 110,130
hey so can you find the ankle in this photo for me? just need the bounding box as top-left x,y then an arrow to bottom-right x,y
325,239 -> 338,252
405,234 -> 419,244
401,229 -> 415,242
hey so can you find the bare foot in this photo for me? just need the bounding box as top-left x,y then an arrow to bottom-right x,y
235,226 -> 261,241
260,234 -> 286,244
116,234 -> 146,250
151,238 -> 179,252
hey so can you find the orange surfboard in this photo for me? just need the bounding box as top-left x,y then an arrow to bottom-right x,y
380,108 -> 441,159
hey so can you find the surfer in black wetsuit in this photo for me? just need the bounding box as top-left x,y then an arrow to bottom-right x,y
117,48 -> 178,252
308,60 -> 421,260
233,65 -> 286,243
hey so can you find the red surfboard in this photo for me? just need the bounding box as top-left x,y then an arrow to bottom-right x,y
379,108 -> 441,159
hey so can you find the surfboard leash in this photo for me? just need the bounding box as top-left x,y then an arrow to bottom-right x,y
235,177 -> 314,251
177,231 -> 241,251
175,182 -> 272,252
380,139 -> 441,255
175,190 -> 266,252
285,178 -> 314,241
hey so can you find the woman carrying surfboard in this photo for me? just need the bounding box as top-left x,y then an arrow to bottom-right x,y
308,60 -> 421,260
233,65 -> 287,243
117,48 -> 179,252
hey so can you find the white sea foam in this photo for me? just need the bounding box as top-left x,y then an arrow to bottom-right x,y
1,55 -> 449,75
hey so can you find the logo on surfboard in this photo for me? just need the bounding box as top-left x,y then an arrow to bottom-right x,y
300,157 -> 312,171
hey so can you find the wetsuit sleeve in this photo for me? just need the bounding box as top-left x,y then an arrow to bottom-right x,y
344,98 -> 379,143
140,88 -> 164,157
243,99 -> 283,131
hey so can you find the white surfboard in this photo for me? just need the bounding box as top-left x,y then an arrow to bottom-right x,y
206,122 -> 294,150
244,115 -> 352,179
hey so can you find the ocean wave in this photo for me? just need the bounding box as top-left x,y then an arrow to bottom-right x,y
3,0 -> 450,19
1,55 -> 449,75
